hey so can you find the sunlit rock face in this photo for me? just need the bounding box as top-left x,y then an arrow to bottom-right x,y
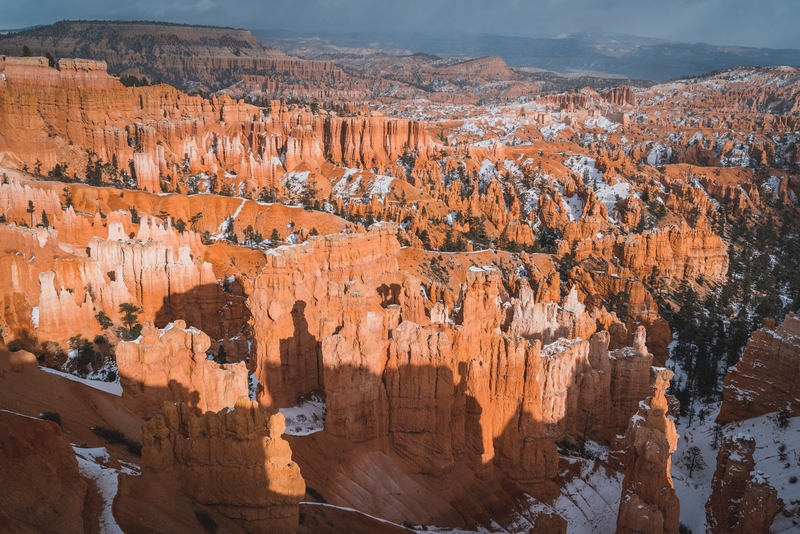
718,313 -> 800,424
616,367 -> 680,534
117,321 -> 248,419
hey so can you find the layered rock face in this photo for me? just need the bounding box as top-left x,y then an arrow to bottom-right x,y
249,225 -> 659,497
83,228 -> 238,340
142,399 -> 305,534
117,321 -> 248,419
247,224 -> 403,409
0,22 -> 339,95
718,313 -> 800,424
706,434 -> 779,534
616,367 -> 680,534
559,224 -> 729,284
0,58 -> 432,195
0,201 -> 247,347
0,410 -> 88,534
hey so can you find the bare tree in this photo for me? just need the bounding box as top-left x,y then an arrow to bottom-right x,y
579,408 -> 599,455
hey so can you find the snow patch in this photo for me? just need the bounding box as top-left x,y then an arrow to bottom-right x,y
563,194 -> 584,222
541,122 -> 567,140
279,394 -> 326,436
284,170 -> 310,197
552,460 -> 623,533
73,446 -> 138,534
40,367 -> 122,396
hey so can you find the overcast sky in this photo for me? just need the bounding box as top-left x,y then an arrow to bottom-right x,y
3,0 -> 799,49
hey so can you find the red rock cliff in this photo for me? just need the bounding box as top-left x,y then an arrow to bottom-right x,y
117,321 -> 248,419
616,367 -> 680,534
141,398 -> 305,533
718,313 -> 800,424
705,433 -> 779,534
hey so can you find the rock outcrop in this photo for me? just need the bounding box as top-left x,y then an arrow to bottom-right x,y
141,399 -> 305,534
0,209 -> 248,347
247,224 -> 402,410
706,433 -> 779,534
0,58 -> 432,196
718,313 -> 800,424
559,224 -> 729,283
117,321 -> 248,419
248,225 -> 660,500
0,410 -> 88,534
616,367 -> 680,534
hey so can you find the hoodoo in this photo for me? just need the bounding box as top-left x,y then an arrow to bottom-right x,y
616,367 -> 680,534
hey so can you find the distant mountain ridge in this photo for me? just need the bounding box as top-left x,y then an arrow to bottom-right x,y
255,29 -> 800,81
0,20 -> 288,92
0,20 -> 646,103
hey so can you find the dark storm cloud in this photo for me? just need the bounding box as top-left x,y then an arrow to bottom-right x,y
3,0 -> 799,49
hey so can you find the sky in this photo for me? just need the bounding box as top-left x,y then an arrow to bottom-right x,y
2,0 -> 800,50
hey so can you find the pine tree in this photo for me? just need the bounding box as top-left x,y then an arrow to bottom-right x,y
224,216 -> 237,243
683,446 -> 707,478
118,302 -> 142,340
579,408 -> 599,455
26,200 -> 35,226
711,425 -> 723,449
213,345 -> 227,365
63,187 -> 73,208
189,212 -> 203,232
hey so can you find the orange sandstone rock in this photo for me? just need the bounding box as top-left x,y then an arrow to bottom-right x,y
718,313 -> 800,424
706,433 -> 779,534
117,321 -> 248,419
141,399 -> 305,533
616,367 -> 680,534
0,410 -> 88,534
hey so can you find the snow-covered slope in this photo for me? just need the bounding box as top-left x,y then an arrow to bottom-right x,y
672,403 -> 800,533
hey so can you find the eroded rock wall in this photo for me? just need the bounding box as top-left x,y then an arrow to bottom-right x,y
142,399 -> 305,534
616,367 -> 680,534
248,225 -> 659,496
718,313 -> 800,423
117,321 -> 248,419
0,410 -> 88,534
706,433 -> 779,534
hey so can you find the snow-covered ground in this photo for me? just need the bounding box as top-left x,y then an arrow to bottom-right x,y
73,446 -> 140,534
478,158 -> 497,188
563,156 -> 632,217
672,403 -> 800,533
552,458 -> 623,533
40,366 -> 122,396
584,117 -> 620,133
284,170 -> 310,196
540,122 -> 567,140
646,143 -> 671,166
279,393 -> 326,436
332,168 -> 363,198
563,194 -> 585,222
369,174 -> 394,197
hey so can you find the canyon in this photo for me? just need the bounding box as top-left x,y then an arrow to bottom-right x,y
0,18 -> 799,534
